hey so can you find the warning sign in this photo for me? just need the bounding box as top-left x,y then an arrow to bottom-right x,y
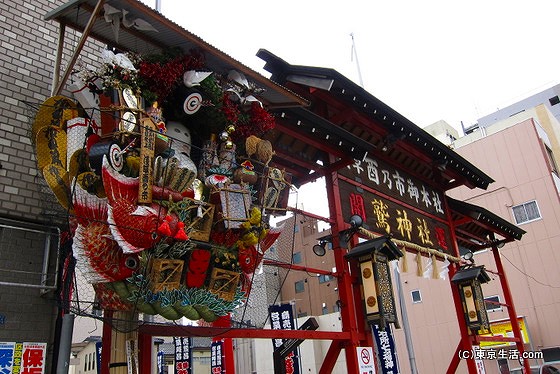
357,346 -> 376,374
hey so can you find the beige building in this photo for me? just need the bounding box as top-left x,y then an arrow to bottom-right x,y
260,98 -> 560,373
418,104 -> 560,372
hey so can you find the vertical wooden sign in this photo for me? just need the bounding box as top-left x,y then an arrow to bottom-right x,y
138,118 -> 156,204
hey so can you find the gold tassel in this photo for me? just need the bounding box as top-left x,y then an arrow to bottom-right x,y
401,248 -> 408,273
432,253 -> 439,279
416,252 -> 423,277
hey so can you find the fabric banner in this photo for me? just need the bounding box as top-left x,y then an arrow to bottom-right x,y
95,341 -> 102,374
173,337 -> 192,374
372,324 -> 400,374
269,303 -> 300,374
211,340 -> 225,374
157,351 -> 164,374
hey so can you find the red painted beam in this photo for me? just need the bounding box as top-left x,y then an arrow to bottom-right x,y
262,259 -> 336,276
275,120 -> 349,160
319,341 -> 343,374
296,158 -> 354,186
137,324 -> 361,341
287,208 -> 334,224
272,148 -> 323,172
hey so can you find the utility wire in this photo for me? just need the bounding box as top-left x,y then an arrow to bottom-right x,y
501,252 -> 560,289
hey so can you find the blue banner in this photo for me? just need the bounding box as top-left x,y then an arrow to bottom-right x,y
95,341 -> 102,374
157,350 -> 164,374
211,340 -> 225,374
173,337 -> 192,374
268,303 -> 300,374
372,324 -> 400,374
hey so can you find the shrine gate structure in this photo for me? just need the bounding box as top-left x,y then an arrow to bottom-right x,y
43,0 -> 529,373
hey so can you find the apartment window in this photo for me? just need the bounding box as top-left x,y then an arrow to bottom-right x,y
295,280 -> 305,293
333,301 -> 341,312
512,200 -> 541,224
322,305 -> 329,315
318,274 -> 333,283
545,145 -> 559,175
549,95 -> 560,106
484,295 -> 502,312
411,289 -> 422,303
292,252 -> 302,264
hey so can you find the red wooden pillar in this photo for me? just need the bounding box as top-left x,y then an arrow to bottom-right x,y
444,197 -> 478,374
100,310 -> 112,374
138,331 -> 152,374
319,167 -> 363,373
213,314 -> 235,373
446,264 -> 478,374
491,242 -> 531,373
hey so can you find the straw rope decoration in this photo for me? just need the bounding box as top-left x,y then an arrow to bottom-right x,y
416,252 -> 423,277
431,253 -> 439,279
357,227 -> 461,279
401,248 -> 408,273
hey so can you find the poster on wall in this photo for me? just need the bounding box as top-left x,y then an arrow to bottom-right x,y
0,342 -> 47,374
0,342 -> 16,373
173,337 -> 192,374
269,303 -> 300,374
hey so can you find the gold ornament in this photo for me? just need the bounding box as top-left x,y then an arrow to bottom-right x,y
219,131 -> 229,142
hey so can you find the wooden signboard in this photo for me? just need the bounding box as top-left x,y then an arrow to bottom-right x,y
338,157 -> 452,253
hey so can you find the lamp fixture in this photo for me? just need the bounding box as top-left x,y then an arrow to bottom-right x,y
349,214 -> 363,229
451,265 -> 491,333
345,236 -> 403,329
312,235 -> 333,257
461,250 -> 475,265
312,242 -> 327,257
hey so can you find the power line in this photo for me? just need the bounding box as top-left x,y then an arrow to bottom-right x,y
501,252 -> 560,289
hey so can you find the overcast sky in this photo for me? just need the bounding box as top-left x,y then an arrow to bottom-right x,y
139,0 -> 560,218
141,0 -> 560,134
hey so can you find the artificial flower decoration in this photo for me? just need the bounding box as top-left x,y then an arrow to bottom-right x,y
32,48 -> 288,322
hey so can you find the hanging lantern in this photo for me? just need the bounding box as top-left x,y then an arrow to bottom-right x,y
451,265 -> 491,334
345,236 -> 403,329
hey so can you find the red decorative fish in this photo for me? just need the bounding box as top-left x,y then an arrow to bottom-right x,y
102,156 -> 168,253
72,182 -> 139,282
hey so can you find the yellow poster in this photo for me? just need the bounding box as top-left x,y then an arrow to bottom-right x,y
480,316 -> 530,348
